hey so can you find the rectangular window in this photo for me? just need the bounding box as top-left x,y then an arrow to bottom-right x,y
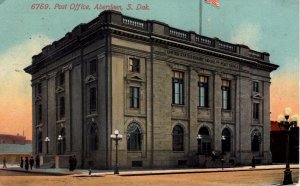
222,80 -> 231,110
199,76 -> 208,107
130,87 -> 140,108
59,73 -> 65,86
89,60 -> 97,75
90,87 -> 97,112
37,104 -> 42,123
172,71 -> 184,105
59,96 -> 65,119
37,83 -> 42,95
129,58 -> 140,73
253,81 -> 259,92
253,102 -> 259,119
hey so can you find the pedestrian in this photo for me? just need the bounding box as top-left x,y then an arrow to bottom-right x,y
2,157 -> 7,168
69,156 -> 73,171
25,157 -> 29,171
35,155 -> 40,168
20,157 -> 24,168
29,156 -> 34,170
252,156 -> 256,168
73,155 -> 77,171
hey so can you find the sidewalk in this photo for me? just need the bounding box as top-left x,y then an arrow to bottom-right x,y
1,164 -> 299,177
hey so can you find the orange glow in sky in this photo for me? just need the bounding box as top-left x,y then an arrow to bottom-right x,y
0,0 -> 298,140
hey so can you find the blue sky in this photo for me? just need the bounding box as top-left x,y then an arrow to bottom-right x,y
0,0 -> 298,137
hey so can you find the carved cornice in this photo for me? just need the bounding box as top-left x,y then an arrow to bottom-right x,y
55,86 -> 65,93
125,73 -> 145,84
62,64 -> 73,72
85,75 -> 97,84
35,96 -> 42,102
24,11 -> 278,76
252,93 -> 264,100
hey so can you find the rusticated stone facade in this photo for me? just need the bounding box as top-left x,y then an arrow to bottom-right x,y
25,11 -> 278,169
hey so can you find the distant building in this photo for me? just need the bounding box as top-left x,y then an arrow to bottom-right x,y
25,11 -> 278,169
0,134 -> 31,145
270,121 -> 299,163
0,134 -> 32,160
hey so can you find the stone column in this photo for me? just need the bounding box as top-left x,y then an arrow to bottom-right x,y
47,75 -> 57,155
263,81 -> 272,163
239,75 -> 252,163
213,73 -> 222,152
32,83 -> 36,154
63,64 -> 72,153
234,76 -> 240,156
189,69 -> 198,153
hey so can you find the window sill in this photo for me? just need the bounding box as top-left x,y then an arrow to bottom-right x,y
172,104 -> 185,107
129,107 -> 140,110
127,151 -> 142,153
56,119 -> 66,124
221,109 -> 232,112
36,123 -> 44,128
86,113 -> 98,118
196,153 -> 210,156
198,106 -> 211,110
172,151 -> 184,153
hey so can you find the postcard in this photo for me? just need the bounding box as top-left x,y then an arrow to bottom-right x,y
0,0 -> 298,185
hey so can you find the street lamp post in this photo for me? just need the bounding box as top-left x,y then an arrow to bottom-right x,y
277,107 -> 298,185
44,137 -> 50,154
221,135 -> 226,170
110,129 -> 123,174
57,135 -> 63,155
197,134 -> 202,154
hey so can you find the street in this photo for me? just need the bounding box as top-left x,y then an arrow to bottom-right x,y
0,168 -> 298,186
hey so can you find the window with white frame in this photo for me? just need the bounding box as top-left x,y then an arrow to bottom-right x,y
221,80 -> 231,110
130,87 -> 140,108
172,71 -> 184,105
253,102 -> 259,119
199,76 -> 209,107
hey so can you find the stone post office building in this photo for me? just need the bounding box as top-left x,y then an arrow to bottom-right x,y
25,11 -> 278,169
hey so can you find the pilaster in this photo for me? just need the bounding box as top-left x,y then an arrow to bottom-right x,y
213,72 -> 222,152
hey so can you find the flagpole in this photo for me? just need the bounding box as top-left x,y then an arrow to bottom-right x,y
199,0 -> 203,35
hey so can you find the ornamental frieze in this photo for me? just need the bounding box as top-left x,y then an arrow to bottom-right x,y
166,49 -> 239,70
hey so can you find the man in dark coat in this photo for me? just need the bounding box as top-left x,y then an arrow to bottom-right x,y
73,155 -> 77,170
35,155 -> 40,168
252,156 -> 256,168
68,156 -> 73,171
29,156 -> 34,170
2,157 -> 7,168
25,157 -> 29,171
20,157 -> 24,168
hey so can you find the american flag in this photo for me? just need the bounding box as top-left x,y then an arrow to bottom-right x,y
205,0 -> 220,7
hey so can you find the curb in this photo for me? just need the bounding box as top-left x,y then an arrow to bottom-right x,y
119,167 -> 300,176
1,168 -> 77,176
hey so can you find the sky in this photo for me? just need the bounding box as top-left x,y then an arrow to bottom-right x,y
0,0 -> 298,139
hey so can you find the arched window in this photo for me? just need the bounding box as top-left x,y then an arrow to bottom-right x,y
37,130 -> 43,154
222,128 -> 231,153
251,130 -> 261,152
90,123 -> 99,151
127,123 -> 142,151
198,127 -> 211,155
172,125 -> 184,151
